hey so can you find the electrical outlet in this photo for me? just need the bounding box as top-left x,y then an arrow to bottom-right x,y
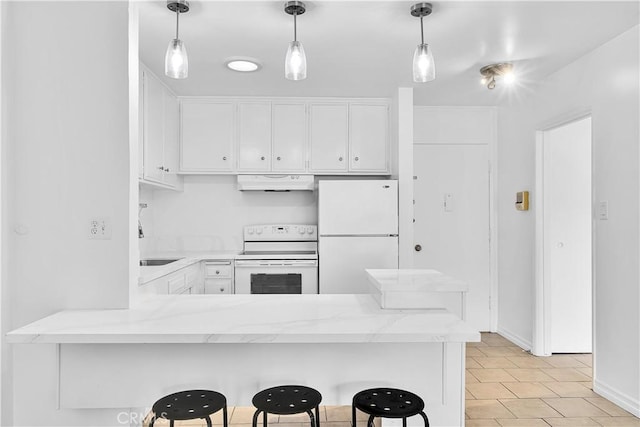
88,217 -> 112,239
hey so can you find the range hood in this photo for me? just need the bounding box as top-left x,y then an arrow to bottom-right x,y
237,175 -> 315,191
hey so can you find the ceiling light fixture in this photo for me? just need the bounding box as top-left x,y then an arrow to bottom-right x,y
480,63 -> 515,90
284,1 -> 307,81
165,0 -> 190,79
411,2 -> 436,83
225,58 -> 262,73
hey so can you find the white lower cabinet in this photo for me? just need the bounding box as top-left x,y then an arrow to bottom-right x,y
139,263 -> 203,295
203,261 -> 234,294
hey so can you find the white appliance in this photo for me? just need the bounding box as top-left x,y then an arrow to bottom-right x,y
237,175 -> 315,191
234,224 -> 318,294
318,180 -> 399,294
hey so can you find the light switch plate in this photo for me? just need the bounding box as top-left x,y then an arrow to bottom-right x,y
597,201 -> 608,220
444,193 -> 454,212
88,217 -> 112,239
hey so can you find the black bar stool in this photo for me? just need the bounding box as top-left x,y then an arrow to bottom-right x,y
252,385 -> 322,427
149,389 -> 228,427
352,388 -> 429,427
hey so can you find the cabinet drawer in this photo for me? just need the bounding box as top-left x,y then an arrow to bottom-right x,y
204,263 -> 232,278
204,279 -> 233,294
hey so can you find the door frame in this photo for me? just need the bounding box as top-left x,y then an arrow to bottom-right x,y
533,111 -> 594,356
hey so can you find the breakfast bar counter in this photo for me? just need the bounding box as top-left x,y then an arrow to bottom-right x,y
8,294 -> 479,426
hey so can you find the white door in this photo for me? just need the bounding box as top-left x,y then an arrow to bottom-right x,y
413,145 -> 491,330
272,103 -> 307,172
319,236 -> 398,294
309,104 -> 348,172
318,180 -> 398,235
349,104 -> 389,172
180,101 -> 235,171
544,117 -> 592,353
237,102 -> 271,172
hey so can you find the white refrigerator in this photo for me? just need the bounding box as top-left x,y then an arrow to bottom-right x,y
318,180 -> 399,294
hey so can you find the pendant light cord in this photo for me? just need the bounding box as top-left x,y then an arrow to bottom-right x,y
420,16 -> 424,45
293,11 -> 298,42
175,8 -> 180,40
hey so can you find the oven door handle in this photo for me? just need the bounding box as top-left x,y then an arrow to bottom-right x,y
235,260 -> 318,267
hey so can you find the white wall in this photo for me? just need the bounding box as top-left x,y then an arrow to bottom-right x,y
2,2 -> 130,425
498,26 -> 640,414
496,100 -> 537,348
141,176 -> 318,254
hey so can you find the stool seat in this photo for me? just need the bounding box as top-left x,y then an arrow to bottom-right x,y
150,389 -> 228,427
352,388 -> 429,427
253,385 -> 322,415
252,385 -> 322,427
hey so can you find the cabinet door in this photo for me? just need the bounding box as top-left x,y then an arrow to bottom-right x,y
168,272 -> 187,294
309,104 -> 348,172
143,70 -> 165,183
181,101 -> 235,171
162,88 -> 181,187
349,104 -> 389,172
272,103 -> 307,172
237,102 -> 271,171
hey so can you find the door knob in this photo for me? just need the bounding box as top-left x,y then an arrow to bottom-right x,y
415,244 -> 422,252
557,242 -> 564,248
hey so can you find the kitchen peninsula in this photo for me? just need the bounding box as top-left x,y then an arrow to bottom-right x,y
8,293 -> 479,426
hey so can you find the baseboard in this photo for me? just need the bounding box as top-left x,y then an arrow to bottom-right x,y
496,326 -> 532,352
593,378 -> 640,417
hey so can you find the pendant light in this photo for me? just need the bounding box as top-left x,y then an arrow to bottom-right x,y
165,0 -> 190,79
284,1 -> 307,81
411,2 -> 435,83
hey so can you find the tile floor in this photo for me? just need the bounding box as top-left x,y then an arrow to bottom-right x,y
465,333 -> 639,426
146,333 -> 640,427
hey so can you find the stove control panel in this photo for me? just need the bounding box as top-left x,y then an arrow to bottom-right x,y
244,224 -> 317,241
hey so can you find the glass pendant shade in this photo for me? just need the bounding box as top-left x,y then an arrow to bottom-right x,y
285,40 -> 307,81
165,38 -> 188,79
413,43 -> 435,82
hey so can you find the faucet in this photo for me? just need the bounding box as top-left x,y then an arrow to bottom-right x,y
138,203 -> 147,238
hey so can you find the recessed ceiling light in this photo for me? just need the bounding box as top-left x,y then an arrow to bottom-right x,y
225,57 -> 262,73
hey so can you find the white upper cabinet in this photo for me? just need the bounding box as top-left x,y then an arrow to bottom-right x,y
349,104 -> 389,173
141,66 -> 182,189
237,102 -> 272,172
180,100 -> 235,172
162,91 -> 180,187
309,103 -> 349,173
178,97 -> 389,175
272,103 -> 306,172
142,70 -> 164,183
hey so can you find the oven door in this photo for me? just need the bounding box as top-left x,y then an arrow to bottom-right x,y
234,260 -> 318,294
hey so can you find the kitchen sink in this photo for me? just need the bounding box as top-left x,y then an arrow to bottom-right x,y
139,258 -> 183,267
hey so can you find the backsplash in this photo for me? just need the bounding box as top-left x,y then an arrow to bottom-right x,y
139,175 -> 318,255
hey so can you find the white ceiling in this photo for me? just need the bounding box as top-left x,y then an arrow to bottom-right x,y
138,1 -> 639,105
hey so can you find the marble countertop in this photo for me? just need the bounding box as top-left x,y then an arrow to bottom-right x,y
139,251 -> 239,284
7,294 -> 480,344
366,269 -> 469,292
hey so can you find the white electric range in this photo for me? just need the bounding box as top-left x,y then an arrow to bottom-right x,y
234,224 -> 318,294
